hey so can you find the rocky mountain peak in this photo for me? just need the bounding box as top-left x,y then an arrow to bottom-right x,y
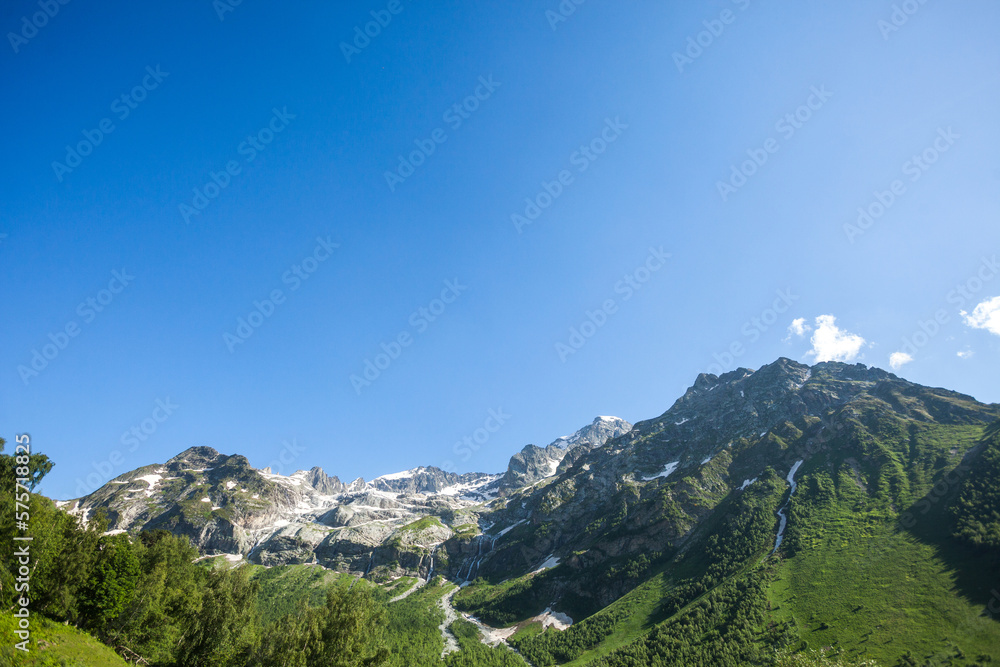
166,446 -> 224,469
498,415 -> 633,493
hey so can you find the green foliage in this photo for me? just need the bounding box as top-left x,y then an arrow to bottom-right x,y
0,435 -> 54,492
253,583 -> 390,667
951,423 -> 1000,549
173,565 -> 261,667
384,578 -> 449,666
590,567 -> 780,666
249,562 -> 348,624
453,571 -> 554,626
510,471 -> 786,666
79,534 -> 142,631
443,619 -> 528,667
773,648 -> 881,666
0,611 -> 129,666
400,516 -> 445,532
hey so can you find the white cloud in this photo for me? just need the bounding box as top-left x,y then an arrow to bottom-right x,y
957,348 -> 974,359
962,296 -> 1000,336
785,317 -> 811,341
805,315 -> 867,363
889,351 -> 913,370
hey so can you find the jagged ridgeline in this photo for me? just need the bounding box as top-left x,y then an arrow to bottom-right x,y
33,359 -> 1000,664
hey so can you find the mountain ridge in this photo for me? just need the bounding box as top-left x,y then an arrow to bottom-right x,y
51,357 -> 1000,665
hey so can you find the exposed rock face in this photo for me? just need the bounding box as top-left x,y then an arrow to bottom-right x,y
498,416 -> 632,493
62,358 -> 999,607
471,358 -> 999,611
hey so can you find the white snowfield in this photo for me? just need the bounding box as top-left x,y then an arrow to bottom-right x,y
739,478 -> 758,491
374,467 -> 424,482
535,607 -> 573,631
642,461 -> 679,481
136,474 -> 164,497
532,555 -> 561,574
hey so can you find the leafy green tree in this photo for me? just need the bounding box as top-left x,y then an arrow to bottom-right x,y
255,582 -> 389,667
175,564 -> 261,667
79,533 -> 142,633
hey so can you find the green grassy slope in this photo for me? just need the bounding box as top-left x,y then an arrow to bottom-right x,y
0,612 -> 129,666
501,414 -> 1000,666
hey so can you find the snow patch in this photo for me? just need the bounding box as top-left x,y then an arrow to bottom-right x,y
496,520 -> 527,538
534,607 -> 573,631
136,474 -> 163,497
200,497 -> 211,503
532,555 -> 560,573
739,478 -> 757,491
674,418 -> 689,426
375,467 -> 424,482
794,370 -> 813,390
226,481 -> 237,490
701,455 -> 713,465
642,461 -> 679,481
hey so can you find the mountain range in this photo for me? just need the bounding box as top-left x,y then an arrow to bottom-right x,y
52,358 -> 1000,665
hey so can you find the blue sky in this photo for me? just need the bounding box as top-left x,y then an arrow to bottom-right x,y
2,0 -> 999,500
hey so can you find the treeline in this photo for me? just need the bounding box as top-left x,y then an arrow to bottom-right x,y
0,439 -> 389,666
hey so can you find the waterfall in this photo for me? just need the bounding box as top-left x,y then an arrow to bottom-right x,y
470,533 -> 497,580
771,460 -> 804,555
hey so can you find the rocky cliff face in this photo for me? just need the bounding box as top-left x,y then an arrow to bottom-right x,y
64,415 -> 627,580
468,358 -> 998,611
62,358 -> 998,603
498,416 -> 632,493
